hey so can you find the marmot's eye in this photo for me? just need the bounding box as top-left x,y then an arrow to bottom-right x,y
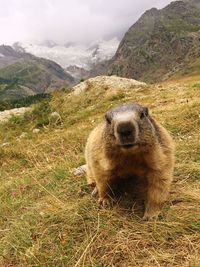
140,112 -> 145,119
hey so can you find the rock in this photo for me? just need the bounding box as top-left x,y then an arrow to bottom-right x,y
49,112 -> 62,124
19,132 -> 28,139
1,142 -> 10,147
32,128 -> 40,134
49,112 -> 61,118
73,164 -> 87,176
0,107 -> 31,124
72,75 -> 146,96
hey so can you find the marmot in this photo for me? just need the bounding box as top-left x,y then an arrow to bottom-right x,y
85,103 -> 175,220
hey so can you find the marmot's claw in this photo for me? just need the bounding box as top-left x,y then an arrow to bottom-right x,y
91,187 -> 98,197
98,197 -> 113,208
142,210 -> 160,221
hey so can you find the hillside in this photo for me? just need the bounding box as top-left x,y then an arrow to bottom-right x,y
96,0 -> 200,82
0,75 -> 199,266
0,45 -> 74,100
66,65 -> 90,82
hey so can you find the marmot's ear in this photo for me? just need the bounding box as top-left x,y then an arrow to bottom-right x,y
144,106 -> 149,116
140,107 -> 149,119
105,111 -> 112,124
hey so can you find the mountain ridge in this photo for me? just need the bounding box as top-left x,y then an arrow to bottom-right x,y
92,0 -> 200,82
0,45 -> 74,100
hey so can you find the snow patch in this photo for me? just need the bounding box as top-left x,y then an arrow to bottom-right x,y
15,38 -> 119,69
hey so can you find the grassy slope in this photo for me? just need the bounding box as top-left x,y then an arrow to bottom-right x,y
0,76 -> 199,267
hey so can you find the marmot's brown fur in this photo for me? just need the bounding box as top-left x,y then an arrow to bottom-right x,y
85,103 -> 175,220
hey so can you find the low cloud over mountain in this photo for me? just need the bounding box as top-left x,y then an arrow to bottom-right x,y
0,0 -> 171,45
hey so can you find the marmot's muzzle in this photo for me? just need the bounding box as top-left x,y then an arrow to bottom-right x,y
117,121 -> 136,145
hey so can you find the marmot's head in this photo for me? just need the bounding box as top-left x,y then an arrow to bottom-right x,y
105,103 -> 155,150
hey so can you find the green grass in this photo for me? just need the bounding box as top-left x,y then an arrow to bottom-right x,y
0,93 -> 51,111
0,76 -> 199,266
174,59 -> 200,78
164,18 -> 200,33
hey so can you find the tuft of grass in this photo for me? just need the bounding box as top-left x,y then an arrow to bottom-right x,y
0,76 -> 199,266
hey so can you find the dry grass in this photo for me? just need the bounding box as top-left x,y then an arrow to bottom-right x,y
0,76 -> 199,266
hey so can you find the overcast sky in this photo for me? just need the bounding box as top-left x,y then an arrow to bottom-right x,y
0,0 -> 172,45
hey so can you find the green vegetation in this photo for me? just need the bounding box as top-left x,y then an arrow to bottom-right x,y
173,58 -> 200,79
164,18 -> 200,33
139,49 -> 155,64
0,61 -> 44,86
0,76 -> 199,266
0,93 -> 51,111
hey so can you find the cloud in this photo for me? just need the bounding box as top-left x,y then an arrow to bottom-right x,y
0,0 -> 172,45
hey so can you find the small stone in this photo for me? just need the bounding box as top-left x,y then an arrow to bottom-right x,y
19,132 -> 28,139
1,142 -> 10,147
32,128 -> 40,134
49,112 -> 60,118
49,112 -> 62,124
73,164 -> 87,176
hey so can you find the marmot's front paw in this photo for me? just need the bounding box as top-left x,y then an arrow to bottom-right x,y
98,197 -> 113,208
142,209 -> 160,221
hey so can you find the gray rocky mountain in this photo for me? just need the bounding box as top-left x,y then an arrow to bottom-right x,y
92,0 -> 200,82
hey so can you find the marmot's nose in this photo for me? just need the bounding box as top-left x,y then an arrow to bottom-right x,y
117,122 -> 135,137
